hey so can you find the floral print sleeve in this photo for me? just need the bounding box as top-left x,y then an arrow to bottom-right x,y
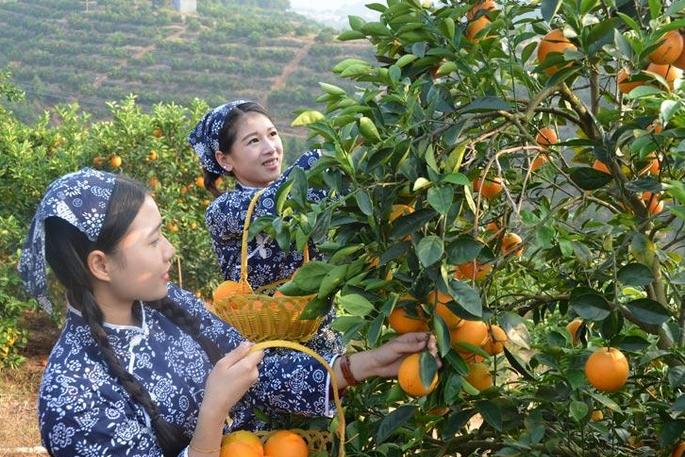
204,150 -> 326,288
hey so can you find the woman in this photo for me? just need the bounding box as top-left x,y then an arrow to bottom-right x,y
18,168 -> 437,457
189,100 -> 323,291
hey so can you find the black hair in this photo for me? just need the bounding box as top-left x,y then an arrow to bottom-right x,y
44,174 -> 222,457
203,101 -> 273,197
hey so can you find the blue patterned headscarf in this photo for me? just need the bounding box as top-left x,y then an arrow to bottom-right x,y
188,99 -> 251,175
18,168 -> 117,313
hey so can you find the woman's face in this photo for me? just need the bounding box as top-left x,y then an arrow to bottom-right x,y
217,112 -> 284,187
106,196 -> 176,303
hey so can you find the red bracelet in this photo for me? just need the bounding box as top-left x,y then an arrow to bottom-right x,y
339,354 -> 359,386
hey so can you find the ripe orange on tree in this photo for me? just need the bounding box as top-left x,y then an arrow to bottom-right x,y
617,68 -> 644,94
585,347 -> 630,392
642,192 -> 664,215
92,156 -> 106,167
472,175 -> 503,199
428,290 -> 463,329
388,307 -> 429,333
591,410 -> 604,421
649,30 -> 684,65
152,127 -> 163,138
674,36 -> 685,69
566,318 -> 583,345
537,29 -> 577,75
147,176 -> 160,189
450,319 -> 489,349
466,0 -> 496,19
536,127 -> 558,147
264,430 -> 308,457
464,362 -> 493,391
646,63 -> 682,90
455,260 -> 492,282
195,176 -> 205,188
465,16 -> 490,43
639,153 -> 660,176
501,232 -> 523,256
222,431 -> 264,457
398,353 -> 439,397
147,149 -> 158,161
389,203 -> 414,222
483,324 -> 507,355
592,159 -> 611,174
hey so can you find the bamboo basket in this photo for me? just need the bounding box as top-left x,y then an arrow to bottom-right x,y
212,189 -> 321,342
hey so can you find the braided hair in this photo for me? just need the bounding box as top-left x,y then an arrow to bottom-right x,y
45,175 -> 221,457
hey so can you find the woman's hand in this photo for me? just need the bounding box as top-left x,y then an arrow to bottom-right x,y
201,341 -> 264,419
339,333 -> 441,384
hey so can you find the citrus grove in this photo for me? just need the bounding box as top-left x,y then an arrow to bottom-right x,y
254,0 -> 685,455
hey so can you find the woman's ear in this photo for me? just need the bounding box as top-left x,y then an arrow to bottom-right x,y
215,151 -> 234,172
87,250 -> 112,283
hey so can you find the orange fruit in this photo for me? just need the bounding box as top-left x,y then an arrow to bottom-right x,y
465,362 -> 493,391
531,154 -> 549,171
455,260 -> 492,281
388,307 -> 429,333
153,127 -> 163,138
642,192 -> 664,215
465,16 -> 490,42
617,68 -> 644,94
166,222 -> 179,233
147,149 -> 158,161
566,318 -> 583,345
536,127 -> 558,147
264,430 -> 308,457
110,155 -> 122,168
639,153 -> 660,175
483,324 -> 507,355
537,29 -> 577,75
398,353 -> 439,397
592,159 -> 611,174
674,37 -> 685,69
591,410 -> 604,421
501,232 -> 523,256
584,347 -> 630,392
450,319 -> 489,348
195,176 -> 205,188
92,156 -> 105,167
222,431 -> 264,457
389,204 -> 414,222
148,176 -> 160,189
213,280 -> 252,305
472,176 -> 503,199
221,441 -> 263,457
466,0 -> 496,19
485,221 -> 500,233
649,30 -> 684,65
428,291 -> 463,329
672,441 -> 685,457
646,63 -> 682,89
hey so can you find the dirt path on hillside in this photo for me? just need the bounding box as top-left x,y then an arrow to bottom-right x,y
264,37 -> 314,106
93,24 -> 187,89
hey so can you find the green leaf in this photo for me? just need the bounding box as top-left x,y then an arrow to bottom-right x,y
660,100 -> 682,124
569,167 -> 613,190
569,288 -> 611,321
476,400 -> 502,431
614,30 -> 633,58
348,15 -> 366,31
396,54 -> 417,67
459,96 -> 512,113
570,400 -> 589,422
361,22 -> 392,36
669,367 -> 685,388
617,263 -> 655,287
441,408 -> 475,439
337,30 -> 367,41
318,265 -> 348,299
442,173 -> 469,185
427,186 -> 453,215
446,235 -> 484,264
536,225 -> 554,249
417,236 -> 444,267
625,298 -> 671,326
318,82 -> 346,96
292,261 -> 335,293
588,391 -> 621,412
433,314 -> 452,357
541,0 -> 562,21
419,350 -> 438,390
389,208 -> 437,239
648,0 -> 661,19
617,12 -> 640,32
436,61 -> 458,76
448,280 -> 482,317
338,293 -> 375,316
355,190 -> 374,216
376,405 -> 417,443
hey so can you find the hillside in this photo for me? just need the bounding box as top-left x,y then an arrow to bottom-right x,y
0,0 -> 373,147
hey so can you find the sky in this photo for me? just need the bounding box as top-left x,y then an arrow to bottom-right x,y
288,0 -> 380,28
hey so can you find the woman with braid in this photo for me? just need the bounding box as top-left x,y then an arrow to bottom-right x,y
18,168 -> 439,457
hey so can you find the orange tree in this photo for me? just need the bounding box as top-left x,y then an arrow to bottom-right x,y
260,0 -> 685,455
0,81 -> 222,366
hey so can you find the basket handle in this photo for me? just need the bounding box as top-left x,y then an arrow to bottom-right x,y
250,340 -> 345,457
240,189 -> 311,285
